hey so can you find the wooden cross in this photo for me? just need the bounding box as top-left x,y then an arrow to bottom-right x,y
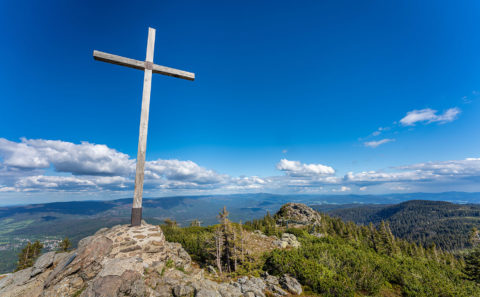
93,27 -> 195,226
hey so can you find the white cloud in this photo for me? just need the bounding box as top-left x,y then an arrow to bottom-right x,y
0,138 -> 270,193
0,186 -> 16,192
0,138 -> 49,169
364,138 -> 395,148
332,186 -> 350,192
371,127 -> 388,137
338,158 -> 480,190
0,138 -> 134,176
343,170 -> 432,185
398,158 -> 480,176
225,176 -> 268,190
276,159 -> 335,177
3,137 -> 480,197
146,159 -> 225,185
15,175 -> 97,191
400,107 -> 460,126
390,185 -> 409,191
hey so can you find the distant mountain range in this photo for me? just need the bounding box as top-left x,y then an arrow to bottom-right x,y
1,192 -> 480,273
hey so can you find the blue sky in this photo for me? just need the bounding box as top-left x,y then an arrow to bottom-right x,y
1,0 -> 480,204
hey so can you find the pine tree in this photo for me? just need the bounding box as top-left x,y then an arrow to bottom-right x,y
464,245 -> 480,282
16,240 -> 43,271
464,228 -> 480,282
214,206 -> 241,273
368,222 -> 378,252
59,237 -> 71,252
164,218 -> 178,227
427,243 -> 438,261
376,221 -> 390,255
470,227 -> 480,246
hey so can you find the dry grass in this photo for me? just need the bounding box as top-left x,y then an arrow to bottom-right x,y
242,231 -> 279,256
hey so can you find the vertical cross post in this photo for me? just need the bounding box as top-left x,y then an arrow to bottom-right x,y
93,27 -> 194,227
131,28 -> 156,226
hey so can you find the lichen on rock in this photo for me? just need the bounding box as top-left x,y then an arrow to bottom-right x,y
274,202 -> 322,227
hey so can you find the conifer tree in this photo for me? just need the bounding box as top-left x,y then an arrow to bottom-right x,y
427,243 -> 438,261
464,245 -> 480,283
464,228 -> 480,282
164,218 -> 178,227
59,237 -> 71,252
16,240 -> 43,271
215,206 -> 239,273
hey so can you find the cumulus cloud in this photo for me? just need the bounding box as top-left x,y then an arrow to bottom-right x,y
146,159 -> 225,185
225,176 -> 268,190
0,138 -> 49,169
0,138 -> 133,176
276,159 -> 335,177
0,138 -> 269,193
3,137 -> 480,196
273,158 -> 480,192
364,138 -> 395,148
400,108 -> 460,126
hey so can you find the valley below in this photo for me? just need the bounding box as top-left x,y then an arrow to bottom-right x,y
1,192 -> 480,275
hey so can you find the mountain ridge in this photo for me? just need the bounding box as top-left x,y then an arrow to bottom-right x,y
323,199 -> 480,250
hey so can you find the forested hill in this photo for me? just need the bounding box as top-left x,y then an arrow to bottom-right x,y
318,200 -> 480,251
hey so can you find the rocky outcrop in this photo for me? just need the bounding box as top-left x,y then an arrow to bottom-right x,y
273,233 -> 300,249
279,274 -> 302,295
0,222 -> 301,297
275,203 -> 322,227
31,251 -> 55,277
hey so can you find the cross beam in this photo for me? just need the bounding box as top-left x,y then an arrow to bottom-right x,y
93,27 -> 195,226
93,50 -> 195,80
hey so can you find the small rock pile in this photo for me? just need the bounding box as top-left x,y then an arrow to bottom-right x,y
0,222 -> 302,297
234,273 -> 302,297
273,233 -> 301,249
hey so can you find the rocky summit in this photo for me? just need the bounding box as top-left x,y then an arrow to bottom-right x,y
0,221 -> 302,297
274,202 -> 322,227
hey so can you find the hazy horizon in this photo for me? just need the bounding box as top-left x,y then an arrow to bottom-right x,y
2,191 -> 480,207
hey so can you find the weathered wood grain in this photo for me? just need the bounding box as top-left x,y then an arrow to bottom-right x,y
93,51 -> 195,81
132,28 -> 155,213
93,50 -> 145,71
152,64 -> 195,81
